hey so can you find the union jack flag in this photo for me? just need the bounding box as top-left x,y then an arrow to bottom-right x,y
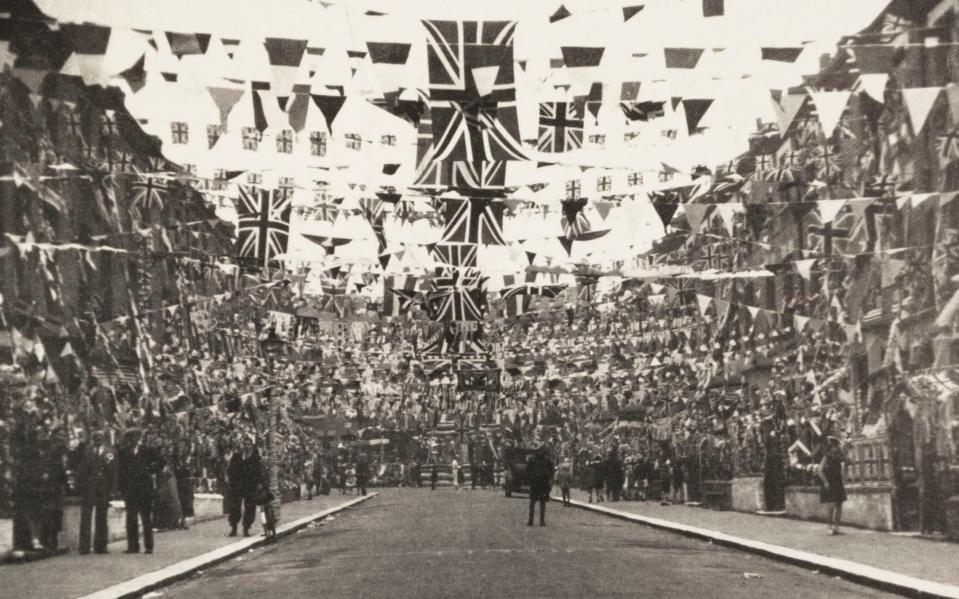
538,102 -> 583,153
420,20 -> 526,166
427,267 -> 486,321
935,127 -> 959,168
440,197 -> 506,245
130,173 -> 170,219
430,243 -> 478,268
234,185 -> 291,265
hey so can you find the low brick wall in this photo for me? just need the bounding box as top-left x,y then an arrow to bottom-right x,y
730,477 -> 765,513
2,493 -> 226,554
785,485 -> 895,531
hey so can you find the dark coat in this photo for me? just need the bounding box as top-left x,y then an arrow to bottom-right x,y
76,443 -> 118,503
227,450 -> 262,498
118,445 -> 162,503
527,452 -> 554,499
355,461 -> 370,484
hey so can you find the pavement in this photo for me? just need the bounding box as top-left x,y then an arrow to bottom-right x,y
0,492 -> 373,599
559,489 -> 959,599
157,488 -> 894,599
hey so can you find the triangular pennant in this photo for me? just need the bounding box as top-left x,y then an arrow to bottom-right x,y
594,201 -> 613,221
714,203 -> 740,236
471,66 -> 500,98
771,93 -> 806,136
857,73 -> 888,104
809,90 -> 851,137
682,99 -> 712,133
761,47 -> 804,63
817,199 -> 846,224
208,87 -> 245,126
623,5 -> 646,21
794,313 -> 810,332
794,258 -> 816,281
901,86 -> 941,134
550,5 -> 573,22
696,294 -> 713,318
683,204 -> 710,232
311,94 -> 347,132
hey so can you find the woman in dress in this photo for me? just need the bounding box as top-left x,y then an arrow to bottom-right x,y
154,444 -> 184,530
819,436 -> 847,535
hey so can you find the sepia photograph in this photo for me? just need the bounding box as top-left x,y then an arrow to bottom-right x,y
0,0 -> 958,597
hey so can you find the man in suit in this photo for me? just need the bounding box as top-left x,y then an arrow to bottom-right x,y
77,430 -> 116,554
118,429 -> 159,554
226,437 -> 261,537
354,457 -> 370,496
527,446 -> 554,527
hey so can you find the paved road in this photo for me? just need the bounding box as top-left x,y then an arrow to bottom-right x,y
163,489 -> 897,599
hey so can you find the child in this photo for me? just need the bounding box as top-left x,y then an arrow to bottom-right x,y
254,483 -> 277,543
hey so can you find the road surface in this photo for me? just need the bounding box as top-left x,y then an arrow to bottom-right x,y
162,488 -> 896,598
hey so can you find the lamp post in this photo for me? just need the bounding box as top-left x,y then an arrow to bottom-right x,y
260,327 -> 286,525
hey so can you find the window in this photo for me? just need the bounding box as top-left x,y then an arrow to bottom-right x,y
661,129 -> 677,140
276,129 -> 294,154
596,176 -> 611,192
171,121 -> 189,144
628,171 -> 643,186
309,131 -> 327,157
207,124 -> 221,149
345,133 -> 362,150
381,134 -> 396,147
588,134 -> 605,145
247,172 -> 262,186
242,127 -> 261,151
181,163 -> 196,176
658,170 -> 673,183
565,179 -> 581,200
624,132 -> 640,142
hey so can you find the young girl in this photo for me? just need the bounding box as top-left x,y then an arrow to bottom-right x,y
819,437 -> 847,535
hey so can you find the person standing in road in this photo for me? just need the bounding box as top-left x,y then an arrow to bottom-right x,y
77,430 -> 116,555
451,458 -> 461,490
226,437 -> 261,537
527,446 -> 554,526
555,457 -> 574,506
819,436 -> 847,535
430,464 -> 439,490
118,429 -> 158,554
355,457 -> 370,496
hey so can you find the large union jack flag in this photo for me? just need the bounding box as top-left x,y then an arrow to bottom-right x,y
538,102 -> 584,153
440,197 -> 506,245
234,185 -> 291,265
419,20 -> 526,169
427,267 -> 487,321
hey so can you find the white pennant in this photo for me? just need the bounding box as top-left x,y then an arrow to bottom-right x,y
794,258 -> 816,281
809,90 -> 851,137
817,199 -> 846,224
794,313 -> 810,332
901,86 -> 941,134
857,73 -> 888,104
472,66 -> 500,98
696,294 -> 713,318
715,203 -> 742,236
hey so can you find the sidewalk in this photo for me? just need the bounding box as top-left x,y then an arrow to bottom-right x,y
559,489 -> 959,598
0,493 -> 374,599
